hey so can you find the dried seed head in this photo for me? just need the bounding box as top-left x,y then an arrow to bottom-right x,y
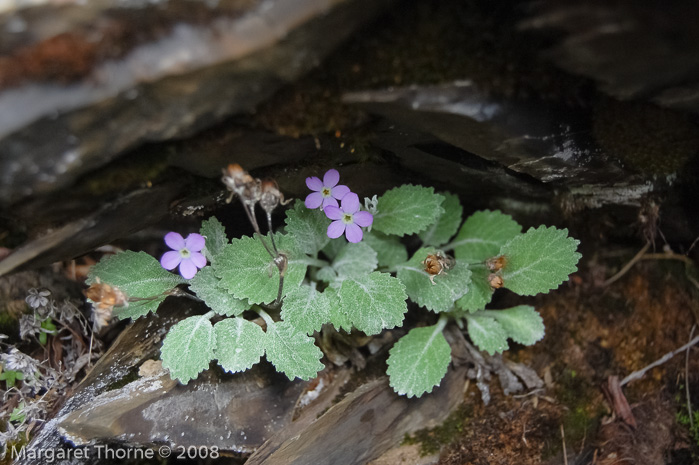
221,163 -> 261,205
422,252 -> 454,285
84,280 -> 128,309
259,179 -> 291,215
488,273 -> 504,289
486,255 -> 507,272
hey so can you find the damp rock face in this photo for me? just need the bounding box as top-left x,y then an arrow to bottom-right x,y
0,0 -> 394,206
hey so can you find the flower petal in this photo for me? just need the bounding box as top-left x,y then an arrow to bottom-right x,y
185,233 -> 206,252
327,220 -> 346,239
324,205 -> 343,220
160,251 -> 182,270
179,259 -> 198,279
190,251 -> 207,269
305,192 -> 324,209
323,169 -> 340,188
306,176 -> 323,191
345,223 -> 363,243
341,192 -> 360,214
353,211 -> 374,227
331,184 -> 350,200
321,196 -> 339,209
164,232 -> 185,250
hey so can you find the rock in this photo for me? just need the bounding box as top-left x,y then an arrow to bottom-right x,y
14,298 -> 196,465
521,0 -> 699,114
0,0 -> 395,206
343,81 -> 635,186
58,362 -> 307,454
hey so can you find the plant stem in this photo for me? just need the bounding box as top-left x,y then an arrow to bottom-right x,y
256,308 -> 275,328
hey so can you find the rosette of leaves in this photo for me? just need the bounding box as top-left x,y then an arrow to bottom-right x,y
87,186 -> 581,400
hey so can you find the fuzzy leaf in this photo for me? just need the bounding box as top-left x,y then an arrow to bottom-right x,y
419,193 -> 462,247
465,314 -> 508,355
321,238 -> 345,261
200,217 -> 228,261
500,226 -> 581,296
363,231 -> 408,269
265,321 -> 324,380
281,284 -> 331,335
387,323 -> 451,398
315,266 -> 338,283
373,185 -> 445,236
455,266 -> 494,313
213,318 -> 266,373
87,251 -> 185,319
214,234 -> 307,304
339,272 -> 408,335
332,242 -> 378,279
188,267 -> 249,316
161,315 -> 215,383
451,210 -> 521,263
323,286 -> 352,331
396,248 -> 471,313
284,200 -> 330,255
489,306 -> 544,346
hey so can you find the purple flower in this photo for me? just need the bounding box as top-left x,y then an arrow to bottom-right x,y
304,169 -> 351,210
160,232 -> 207,279
324,193 -> 374,243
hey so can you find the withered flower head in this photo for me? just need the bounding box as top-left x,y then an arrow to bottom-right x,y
221,163 -> 261,205
486,255 -> 507,272
259,179 -> 292,215
422,252 -> 454,285
84,280 -> 128,310
488,273 -> 504,289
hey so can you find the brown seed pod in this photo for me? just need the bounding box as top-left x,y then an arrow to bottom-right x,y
486,255 -> 507,272
84,279 -> 128,331
488,273 -> 504,289
422,252 -> 454,285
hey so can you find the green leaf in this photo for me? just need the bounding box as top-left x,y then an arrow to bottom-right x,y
315,266 -> 338,283
161,315 -> 216,383
386,322 -> 451,398
321,238 -> 345,261
213,318 -> 266,373
362,231 -> 408,269
200,217 -> 228,261
113,299 -> 165,320
373,185 -> 445,236
339,272 -> 408,335
265,321 -> 324,380
488,306 -> 544,346
281,283 -> 332,335
214,234 -> 307,304
396,248 -> 471,313
87,251 -> 185,318
454,266 -> 494,313
500,226 -> 581,296
323,286 -> 352,331
451,210 -> 521,263
465,314 -> 508,355
419,193 -> 462,247
331,242 -> 378,279
284,200 -> 330,255
188,267 -> 249,316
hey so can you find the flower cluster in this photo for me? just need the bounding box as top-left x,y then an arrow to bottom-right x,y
305,169 -> 373,243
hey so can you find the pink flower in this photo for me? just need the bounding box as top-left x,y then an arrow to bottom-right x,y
160,232 -> 207,279
323,193 -> 373,243
304,169 -> 351,209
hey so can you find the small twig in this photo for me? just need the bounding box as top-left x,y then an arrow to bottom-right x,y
687,325 -> 696,431
620,333 -> 699,386
688,236 -> 699,255
603,242 -> 651,286
560,424 -> 568,465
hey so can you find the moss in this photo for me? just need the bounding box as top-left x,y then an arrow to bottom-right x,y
593,97 -> 699,175
402,403 -> 472,456
104,367 -> 140,392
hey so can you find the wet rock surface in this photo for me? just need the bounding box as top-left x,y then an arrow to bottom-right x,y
0,0 -> 395,205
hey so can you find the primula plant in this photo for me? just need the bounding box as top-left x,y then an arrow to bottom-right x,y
85,165 -> 581,397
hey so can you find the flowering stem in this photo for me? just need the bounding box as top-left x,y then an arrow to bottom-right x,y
266,212 -> 279,256
241,202 -> 276,259
256,308 -> 275,328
